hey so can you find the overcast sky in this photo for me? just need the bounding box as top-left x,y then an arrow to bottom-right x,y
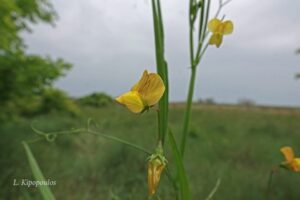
23,0 -> 300,106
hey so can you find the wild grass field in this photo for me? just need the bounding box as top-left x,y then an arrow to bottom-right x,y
1,104 -> 300,200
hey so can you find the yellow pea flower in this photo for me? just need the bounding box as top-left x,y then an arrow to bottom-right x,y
116,70 -> 165,113
280,146 -> 300,172
208,18 -> 233,48
147,154 -> 166,197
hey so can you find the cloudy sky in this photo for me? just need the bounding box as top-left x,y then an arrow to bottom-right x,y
23,0 -> 300,106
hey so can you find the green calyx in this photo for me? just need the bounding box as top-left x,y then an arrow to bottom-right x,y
147,145 -> 167,166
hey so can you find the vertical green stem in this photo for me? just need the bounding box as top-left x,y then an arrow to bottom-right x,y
151,0 -> 169,145
180,67 -> 196,155
180,0 -> 197,156
188,1 -> 195,64
181,0 -> 210,156
266,169 -> 274,200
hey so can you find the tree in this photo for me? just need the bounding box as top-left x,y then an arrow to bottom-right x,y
0,0 -> 56,53
0,0 -> 71,118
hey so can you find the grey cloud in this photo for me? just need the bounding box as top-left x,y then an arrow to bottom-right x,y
22,0 -> 300,106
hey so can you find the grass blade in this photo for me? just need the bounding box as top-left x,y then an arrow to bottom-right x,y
168,130 -> 190,200
22,141 -> 56,200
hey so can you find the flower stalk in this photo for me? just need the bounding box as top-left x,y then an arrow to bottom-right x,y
181,0 -> 211,156
181,0 -> 233,156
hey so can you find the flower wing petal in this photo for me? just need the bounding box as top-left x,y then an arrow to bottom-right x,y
139,73 -> 165,106
208,18 -> 221,33
222,20 -> 234,35
116,91 -> 144,113
280,146 -> 295,163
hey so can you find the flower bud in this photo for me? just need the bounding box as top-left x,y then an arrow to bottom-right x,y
147,153 -> 167,197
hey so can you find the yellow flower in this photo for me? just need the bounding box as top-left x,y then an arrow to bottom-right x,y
280,146 -> 300,172
148,155 -> 166,197
116,70 -> 165,113
208,18 -> 233,48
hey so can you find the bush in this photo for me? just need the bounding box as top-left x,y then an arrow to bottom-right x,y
37,88 -> 80,116
0,88 -> 79,121
77,92 -> 113,108
0,96 -> 42,120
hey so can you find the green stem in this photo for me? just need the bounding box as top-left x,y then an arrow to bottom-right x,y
180,67 -> 197,156
198,0 -> 205,42
31,125 -> 151,155
181,0 -> 211,156
151,0 -> 169,145
25,137 -> 44,144
195,42 -> 209,65
181,43 -> 208,157
87,130 -> 151,155
180,0 -> 198,156
266,169 -> 274,200
188,2 -> 195,64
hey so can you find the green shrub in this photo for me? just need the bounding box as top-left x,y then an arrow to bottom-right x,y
0,96 -> 41,121
77,92 -> 113,108
37,88 -> 80,116
0,88 -> 79,121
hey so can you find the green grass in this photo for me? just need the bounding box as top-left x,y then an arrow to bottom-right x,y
1,104 -> 300,200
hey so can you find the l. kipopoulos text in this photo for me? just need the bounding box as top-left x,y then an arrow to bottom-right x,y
13,179 -> 56,187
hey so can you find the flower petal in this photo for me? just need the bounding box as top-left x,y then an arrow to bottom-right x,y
208,18 -> 222,33
116,91 -> 144,113
131,70 -> 149,92
148,162 -> 155,197
292,158 -> 300,171
209,33 -> 223,48
222,20 -> 234,35
139,73 -> 165,106
280,146 -> 295,163
148,158 -> 165,197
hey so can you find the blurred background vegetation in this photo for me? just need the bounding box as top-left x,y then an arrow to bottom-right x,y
2,104 -> 300,199
0,0 -> 72,120
1,0 -> 300,200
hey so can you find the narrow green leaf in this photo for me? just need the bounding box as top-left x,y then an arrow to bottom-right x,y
151,0 -> 169,144
168,130 -> 190,200
22,141 -> 56,200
